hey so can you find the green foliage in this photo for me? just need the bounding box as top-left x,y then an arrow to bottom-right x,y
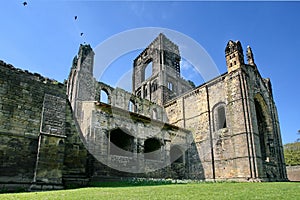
0,182 -> 299,200
188,80 -> 196,88
284,142 -> 300,166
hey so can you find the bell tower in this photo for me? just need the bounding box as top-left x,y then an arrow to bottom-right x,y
132,33 -> 192,106
225,40 -> 245,73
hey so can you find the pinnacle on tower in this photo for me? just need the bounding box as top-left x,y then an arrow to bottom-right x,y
246,45 -> 255,66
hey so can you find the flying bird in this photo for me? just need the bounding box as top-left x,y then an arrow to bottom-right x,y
80,33 -> 84,36
74,16 -> 77,20
23,1 -> 27,6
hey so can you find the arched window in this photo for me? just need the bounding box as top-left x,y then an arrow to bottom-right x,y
144,138 -> 162,160
170,146 -> 184,164
152,108 -> 158,120
110,128 -> 134,157
58,140 -> 64,146
254,93 -> 275,162
128,99 -> 136,112
100,89 -> 109,104
213,104 -> 227,131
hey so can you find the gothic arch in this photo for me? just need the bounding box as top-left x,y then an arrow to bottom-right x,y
254,93 -> 273,162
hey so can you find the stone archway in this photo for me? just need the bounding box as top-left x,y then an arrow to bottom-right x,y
144,138 -> 162,160
109,128 -> 134,157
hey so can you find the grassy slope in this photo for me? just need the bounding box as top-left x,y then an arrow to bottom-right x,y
0,182 -> 299,200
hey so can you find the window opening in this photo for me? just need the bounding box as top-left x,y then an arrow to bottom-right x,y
144,61 -> 152,81
110,128 -> 134,157
168,82 -> 173,91
128,100 -> 135,112
144,138 -> 162,160
217,106 -> 227,130
152,108 -> 158,120
100,89 -> 109,103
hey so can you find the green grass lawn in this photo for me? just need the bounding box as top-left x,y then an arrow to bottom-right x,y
0,182 -> 299,200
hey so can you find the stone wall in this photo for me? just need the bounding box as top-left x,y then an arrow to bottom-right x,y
164,63 -> 287,181
76,99 -> 193,180
0,61 -> 88,191
286,166 -> 300,181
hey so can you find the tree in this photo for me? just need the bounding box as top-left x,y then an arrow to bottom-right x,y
284,142 -> 300,166
188,80 -> 196,88
297,130 -> 300,142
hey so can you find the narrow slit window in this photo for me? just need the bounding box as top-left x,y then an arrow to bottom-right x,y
168,82 -> 173,91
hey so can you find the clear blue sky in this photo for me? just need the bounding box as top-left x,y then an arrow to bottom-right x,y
0,1 -> 299,144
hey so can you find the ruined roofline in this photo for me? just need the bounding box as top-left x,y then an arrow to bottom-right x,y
163,71 -> 228,107
133,33 -> 179,64
0,60 -> 64,87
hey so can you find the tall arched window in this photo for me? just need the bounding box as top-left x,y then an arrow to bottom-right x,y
254,94 -> 274,163
217,106 -> 227,129
255,99 -> 267,161
213,103 -> 227,131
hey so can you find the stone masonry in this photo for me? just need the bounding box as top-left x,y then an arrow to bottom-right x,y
0,34 -> 287,191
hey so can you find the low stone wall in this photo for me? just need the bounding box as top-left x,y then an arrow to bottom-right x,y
286,166 -> 300,181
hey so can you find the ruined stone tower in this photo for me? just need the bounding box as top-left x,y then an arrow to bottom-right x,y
67,44 -> 96,117
132,33 -> 193,106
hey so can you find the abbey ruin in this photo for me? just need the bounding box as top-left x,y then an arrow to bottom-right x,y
0,34 -> 287,191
